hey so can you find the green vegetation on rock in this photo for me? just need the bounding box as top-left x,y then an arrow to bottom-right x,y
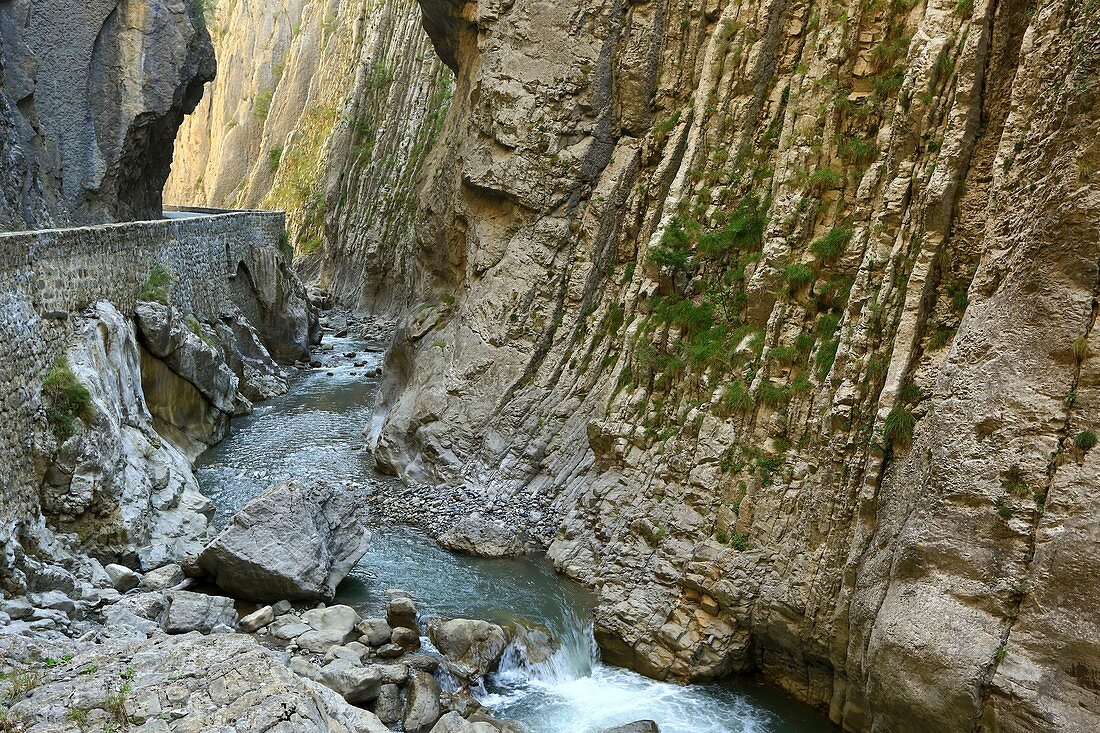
42,357 -> 93,441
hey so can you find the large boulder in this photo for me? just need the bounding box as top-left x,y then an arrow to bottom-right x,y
430,712 -> 501,733
427,618 -> 510,682
320,658 -> 383,705
296,605 -> 363,653
197,481 -> 372,602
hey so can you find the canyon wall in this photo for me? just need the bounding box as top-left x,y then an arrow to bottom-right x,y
371,0 -> 1100,731
0,0 -> 214,229
165,0 -> 450,313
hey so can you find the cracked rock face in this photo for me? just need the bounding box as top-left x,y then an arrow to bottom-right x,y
0,0 -> 215,229
368,0 -> 1100,731
2,632 -> 391,733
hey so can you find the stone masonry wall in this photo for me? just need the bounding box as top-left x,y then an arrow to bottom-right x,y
0,210 -> 302,547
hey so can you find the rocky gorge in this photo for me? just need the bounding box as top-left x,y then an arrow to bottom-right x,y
1,0 -> 1098,732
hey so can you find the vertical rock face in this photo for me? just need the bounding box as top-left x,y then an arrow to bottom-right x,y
0,0 -> 215,229
371,0 -> 1100,731
166,0 -> 450,313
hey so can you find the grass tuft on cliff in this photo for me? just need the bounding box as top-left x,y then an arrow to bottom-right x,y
883,406 -> 916,450
1075,429 -> 1098,452
140,265 -> 173,305
42,357 -> 93,442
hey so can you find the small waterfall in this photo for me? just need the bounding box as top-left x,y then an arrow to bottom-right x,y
494,609 -> 599,687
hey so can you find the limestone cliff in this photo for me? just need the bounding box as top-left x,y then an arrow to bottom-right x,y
166,0 -> 450,313
0,0 -> 214,229
371,0 -> 1100,731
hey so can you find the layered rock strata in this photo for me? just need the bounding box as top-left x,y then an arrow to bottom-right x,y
370,1 -> 1100,731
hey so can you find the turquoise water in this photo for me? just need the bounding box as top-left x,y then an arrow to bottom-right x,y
195,336 -> 835,733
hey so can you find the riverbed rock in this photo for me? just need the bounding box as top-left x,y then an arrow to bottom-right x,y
240,605 -> 275,632
296,605 -> 362,652
163,590 -> 238,634
429,712 -> 501,733
139,563 -> 186,591
212,314 -> 290,402
375,683 -> 405,724
197,481 -> 372,603
428,618 -> 510,682
387,595 -> 419,631
357,617 -> 392,646
403,670 -> 443,733
321,657 -> 383,704
392,625 -> 421,651
601,723 -> 660,733
103,563 -> 142,592
438,517 -> 536,558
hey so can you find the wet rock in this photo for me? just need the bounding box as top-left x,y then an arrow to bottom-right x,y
197,481 -> 372,603
387,595 -> 418,632
357,617 -> 392,646
601,723 -> 660,733
375,683 -> 404,724
163,591 -> 238,634
429,712 -> 500,733
240,605 -> 275,632
392,626 -> 421,651
403,671 -> 443,733
104,563 -> 141,593
427,618 -> 510,682
376,643 -> 404,659
212,315 -> 290,402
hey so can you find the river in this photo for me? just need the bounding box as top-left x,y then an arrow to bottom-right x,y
194,334 -> 834,733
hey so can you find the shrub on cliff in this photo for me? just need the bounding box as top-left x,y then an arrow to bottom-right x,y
42,357 -> 93,441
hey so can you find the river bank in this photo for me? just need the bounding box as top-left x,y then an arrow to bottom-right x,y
196,312 -> 836,733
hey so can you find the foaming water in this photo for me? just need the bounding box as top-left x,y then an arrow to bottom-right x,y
195,335 -> 835,733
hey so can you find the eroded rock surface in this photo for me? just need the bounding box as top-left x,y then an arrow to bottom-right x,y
40,302 -> 214,570
367,1 -> 1100,732
0,0 -> 215,228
